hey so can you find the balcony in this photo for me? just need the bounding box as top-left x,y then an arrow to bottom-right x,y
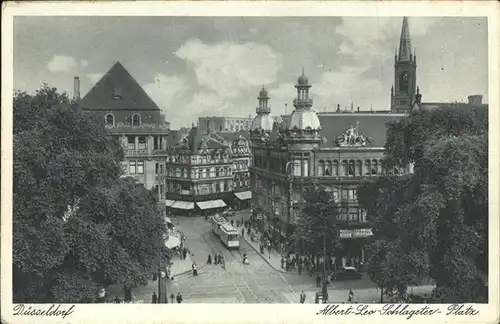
124,149 -> 148,156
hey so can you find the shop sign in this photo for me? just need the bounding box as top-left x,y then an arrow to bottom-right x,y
340,228 -> 373,239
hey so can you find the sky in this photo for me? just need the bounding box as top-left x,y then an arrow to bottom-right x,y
14,16 -> 488,129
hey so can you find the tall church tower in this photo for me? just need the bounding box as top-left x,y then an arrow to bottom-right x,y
391,17 -> 418,112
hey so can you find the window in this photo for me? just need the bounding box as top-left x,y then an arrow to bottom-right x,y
132,114 -> 141,126
341,161 -> 348,176
348,161 -> 355,176
371,160 -> 378,175
216,183 -> 221,193
356,160 -> 362,176
332,161 -> 338,176
155,162 -> 159,174
127,136 -> 135,150
153,136 -> 160,150
160,164 -> 163,174
105,114 -> 114,126
224,181 -> 229,192
365,160 -> 371,175
138,137 -> 147,150
137,161 -> 144,174
112,88 -> 123,100
342,190 -> 349,200
129,161 -> 136,174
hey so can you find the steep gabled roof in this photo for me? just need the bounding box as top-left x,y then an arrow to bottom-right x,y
80,62 -> 161,111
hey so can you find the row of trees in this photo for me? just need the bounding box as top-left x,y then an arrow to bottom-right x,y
13,86 -> 169,302
358,105 -> 488,303
292,104 -> 488,303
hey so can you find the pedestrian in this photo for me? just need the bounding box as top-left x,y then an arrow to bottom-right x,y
207,254 -> 212,264
182,247 -> 187,260
152,292 -> 158,304
214,253 -> 218,265
314,291 -> 320,304
316,273 -> 321,287
281,257 -> 285,269
300,290 -> 306,304
170,293 -> 175,304
176,292 -> 183,303
192,261 -> 198,276
220,255 -> 225,269
348,289 -> 354,303
298,263 -> 302,275
241,228 -> 245,237
114,296 -> 121,304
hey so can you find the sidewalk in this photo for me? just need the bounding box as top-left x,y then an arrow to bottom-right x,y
239,225 -> 305,276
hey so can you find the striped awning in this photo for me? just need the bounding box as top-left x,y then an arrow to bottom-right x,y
171,201 -> 195,210
234,191 -> 252,200
165,199 -> 176,207
196,199 -> 227,210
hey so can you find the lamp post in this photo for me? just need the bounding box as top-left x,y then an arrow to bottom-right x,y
158,238 -> 168,303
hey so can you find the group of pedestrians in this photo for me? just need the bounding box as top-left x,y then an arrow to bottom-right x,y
206,252 -> 226,269
151,292 -> 184,304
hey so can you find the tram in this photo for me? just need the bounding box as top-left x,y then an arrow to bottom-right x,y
211,215 -> 240,249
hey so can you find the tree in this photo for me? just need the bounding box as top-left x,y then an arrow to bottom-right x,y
13,85 -> 169,302
358,105 -> 488,303
293,185 -> 342,269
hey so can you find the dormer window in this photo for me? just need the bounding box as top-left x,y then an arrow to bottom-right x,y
105,113 -> 114,126
132,114 -> 141,126
112,88 -> 123,100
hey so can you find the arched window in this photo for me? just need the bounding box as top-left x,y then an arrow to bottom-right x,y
378,159 -> 384,174
317,160 -> 325,176
371,159 -> 378,175
105,113 -> 114,126
132,114 -> 141,126
332,160 -> 338,176
364,159 -> 371,175
348,160 -> 355,176
341,160 -> 348,176
355,160 -> 362,176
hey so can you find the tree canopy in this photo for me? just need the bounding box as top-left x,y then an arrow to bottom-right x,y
358,105 -> 488,302
293,185 -> 342,260
13,85 -> 169,302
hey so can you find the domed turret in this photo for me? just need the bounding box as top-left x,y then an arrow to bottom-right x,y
297,67 -> 309,85
288,110 -> 321,130
259,86 -> 269,98
250,86 -> 273,132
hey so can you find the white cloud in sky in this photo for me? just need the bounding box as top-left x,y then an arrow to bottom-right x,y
47,55 -> 77,73
143,74 -> 187,109
175,38 -> 284,99
86,73 -> 104,84
80,59 -> 88,68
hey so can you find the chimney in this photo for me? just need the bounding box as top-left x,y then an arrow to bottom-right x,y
467,95 -> 483,105
73,76 -> 80,100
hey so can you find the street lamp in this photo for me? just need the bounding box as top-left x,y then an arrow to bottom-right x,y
157,238 -> 168,303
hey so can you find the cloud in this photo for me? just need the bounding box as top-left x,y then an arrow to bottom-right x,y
175,38 -> 284,98
47,55 -> 77,73
80,60 -> 88,68
335,17 -> 438,61
312,64 -> 383,110
143,74 -> 187,109
86,73 -> 104,84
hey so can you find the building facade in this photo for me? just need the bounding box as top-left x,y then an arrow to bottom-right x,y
198,116 -> 253,133
249,18 -> 419,269
163,127 -> 252,215
79,62 -> 170,211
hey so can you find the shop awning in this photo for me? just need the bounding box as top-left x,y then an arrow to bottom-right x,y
196,199 -> 227,210
165,199 -> 176,207
171,201 -> 194,210
234,191 -> 252,200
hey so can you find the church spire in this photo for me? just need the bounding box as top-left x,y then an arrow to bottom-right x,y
398,17 -> 412,61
